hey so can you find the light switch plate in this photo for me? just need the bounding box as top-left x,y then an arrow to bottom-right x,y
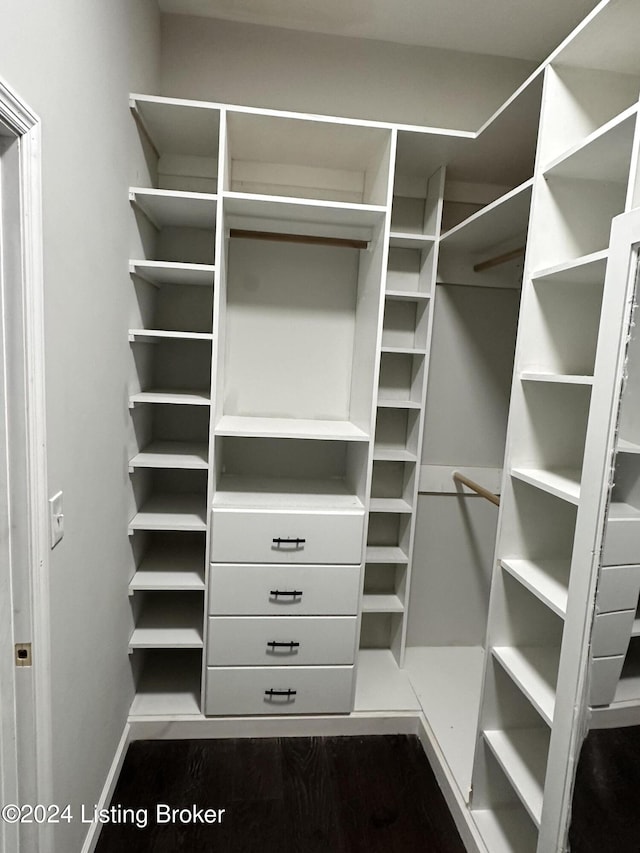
48,490 -> 64,548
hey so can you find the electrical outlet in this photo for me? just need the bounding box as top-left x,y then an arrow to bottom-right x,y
48,491 -> 64,548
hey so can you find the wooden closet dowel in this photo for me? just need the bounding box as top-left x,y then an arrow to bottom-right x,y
452,471 -> 500,506
229,228 -> 368,250
473,246 -> 525,273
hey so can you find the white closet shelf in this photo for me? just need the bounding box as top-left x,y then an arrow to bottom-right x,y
471,806 -> 538,853
129,187 -> 218,230
128,329 -> 214,343
384,290 -> 431,302
380,346 -> 427,356
388,232 -> 436,249
439,179 -> 534,251
130,93 -> 221,160
128,441 -> 209,470
369,497 -> 413,513
129,649 -> 203,717
215,415 -> 369,442
129,594 -> 204,650
373,447 -> 418,462
212,475 -> 364,511
608,501 -> 640,523
377,399 -> 422,410
483,729 -> 547,827
224,192 -> 385,241
129,389 -> 211,407
542,105 -> 638,184
129,260 -> 215,287
365,546 -> 409,564
128,494 -> 207,533
520,371 -> 593,386
361,593 -> 404,613
617,439 -> 640,455
492,646 -> 558,726
511,467 -> 581,505
531,250 -> 608,285
354,649 -> 420,712
500,558 -> 570,619
129,538 -> 205,594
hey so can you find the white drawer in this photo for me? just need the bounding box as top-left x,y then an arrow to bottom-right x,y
596,565 -> 640,613
207,616 -> 357,665
210,508 -> 364,564
208,563 -> 361,615
205,665 -> 354,715
589,654 -> 625,706
591,610 -> 635,657
602,511 -> 640,566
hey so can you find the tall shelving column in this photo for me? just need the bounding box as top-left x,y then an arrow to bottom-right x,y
469,24 -> 640,852
127,95 -> 221,715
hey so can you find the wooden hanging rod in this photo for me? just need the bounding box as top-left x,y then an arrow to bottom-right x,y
452,471 -> 500,507
473,246 -> 525,273
229,228 -> 368,250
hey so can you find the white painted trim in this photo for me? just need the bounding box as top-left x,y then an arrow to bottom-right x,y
80,725 -> 132,853
0,76 -> 53,853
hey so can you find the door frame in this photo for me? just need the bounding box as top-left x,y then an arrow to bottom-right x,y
0,76 -> 53,853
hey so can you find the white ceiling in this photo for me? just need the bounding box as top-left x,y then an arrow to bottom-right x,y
157,0 -> 602,62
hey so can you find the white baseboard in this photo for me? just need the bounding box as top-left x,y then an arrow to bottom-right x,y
80,724 -> 132,853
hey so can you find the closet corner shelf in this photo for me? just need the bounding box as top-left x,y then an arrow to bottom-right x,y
365,546 -> 409,564
129,260 -> 215,288
128,329 -> 214,343
369,497 -> 413,513
388,232 -> 436,249
129,649 -> 203,718
381,346 -> 427,356
520,371 -> 593,386
471,806 -> 538,853
617,439 -> 640,455
214,415 -> 369,442
531,250 -> 608,285
483,728 -> 546,827
129,187 -> 218,229
361,593 -> 405,614
541,104 -> 638,183
510,467 -> 581,505
384,289 -> 431,302
128,441 -> 209,471
129,388 -> 211,407
492,646 -> 557,727
128,494 -> 207,534
129,93 -> 221,162
128,595 -> 204,651
439,178 -> 534,252
500,558 -> 569,619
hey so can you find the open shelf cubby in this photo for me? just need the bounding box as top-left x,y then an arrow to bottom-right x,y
370,459 -> 416,506
373,407 -> 420,462
225,110 -> 392,206
362,563 -> 406,614
129,590 -> 204,649
130,648 -> 203,717
386,245 -> 435,298
130,265 -> 214,334
381,298 -> 429,350
129,469 -> 208,533
130,402 -> 210,460
377,351 -> 425,406
129,531 -> 206,592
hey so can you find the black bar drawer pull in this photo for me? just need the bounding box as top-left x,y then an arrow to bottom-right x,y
272,537 -> 306,547
269,589 -> 303,599
267,640 -> 300,652
264,688 -> 297,699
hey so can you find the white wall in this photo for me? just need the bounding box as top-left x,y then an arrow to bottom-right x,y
0,2 -> 160,851
159,15 -> 535,131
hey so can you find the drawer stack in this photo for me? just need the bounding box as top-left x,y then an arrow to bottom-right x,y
205,507 -> 364,715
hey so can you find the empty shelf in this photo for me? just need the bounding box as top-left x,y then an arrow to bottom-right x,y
377,399 -> 422,410
381,346 -> 427,356
472,806 -> 538,853
130,187 -> 217,229
215,415 -> 369,442
369,497 -> 413,513
354,649 -> 420,712
128,441 -> 209,470
484,729 -> 547,827
492,646 -> 558,726
373,447 -> 418,462
520,372 -> 593,386
617,439 -> 640,455
385,290 -> 431,302
129,494 -> 207,533
129,537 -> 205,592
365,546 -> 409,564
129,329 -> 213,343
511,467 -> 581,504
531,250 -> 608,285
500,558 -> 570,619
130,94 -> 220,160
129,389 -> 211,407
129,594 -> 203,650
129,260 -> 215,287
361,593 -> 404,613
129,648 -> 203,717
213,475 -> 364,511
388,232 -> 436,249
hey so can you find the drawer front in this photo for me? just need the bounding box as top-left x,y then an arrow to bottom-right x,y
596,565 -> 640,613
207,616 -> 357,665
591,610 -> 635,658
211,508 -> 364,564
209,564 -> 361,615
590,654 -> 626,707
205,665 -> 354,715
602,517 -> 640,566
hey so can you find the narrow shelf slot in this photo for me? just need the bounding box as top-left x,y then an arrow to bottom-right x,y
129,535 -> 205,592
385,290 -> 431,302
388,232 -> 436,249
492,646 -> 558,726
129,329 -> 213,343
129,592 -> 203,649
369,497 -> 412,513
366,546 -> 409,564
440,179 -> 533,251
500,558 -> 570,619
215,415 -> 369,442
129,648 -> 202,717
472,806 -> 538,853
483,729 -> 548,827
373,448 -> 417,462
130,187 -> 217,229
129,389 -> 211,407
129,493 -> 207,532
130,260 -> 215,287
128,441 -> 209,470
361,593 -> 404,613
511,468 -> 581,505
520,372 -> 593,386
377,400 -> 422,410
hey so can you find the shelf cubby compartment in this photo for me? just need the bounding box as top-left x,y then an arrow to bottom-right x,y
359,611 -> 403,659
128,531 -> 206,593
213,436 -> 368,510
129,591 -> 204,650
129,389 -> 211,408
130,336 -> 212,409
362,563 -> 406,614
371,459 -> 416,507
500,558 -> 570,620
129,261 -> 214,335
129,648 -> 203,717
373,407 -> 420,463
386,245 -> 435,299
381,298 -> 429,351
130,402 -> 210,454
128,441 -> 208,471
225,110 -> 392,206
602,455 -> 640,567
509,381 -> 591,505
129,470 -> 208,534
130,94 -> 220,194
367,512 -> 411,556
377,351 -> 425,408
130,260 -> 215,289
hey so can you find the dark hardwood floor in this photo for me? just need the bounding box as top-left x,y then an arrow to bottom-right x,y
570,726 -> 640,852
94,735 -> 467,852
